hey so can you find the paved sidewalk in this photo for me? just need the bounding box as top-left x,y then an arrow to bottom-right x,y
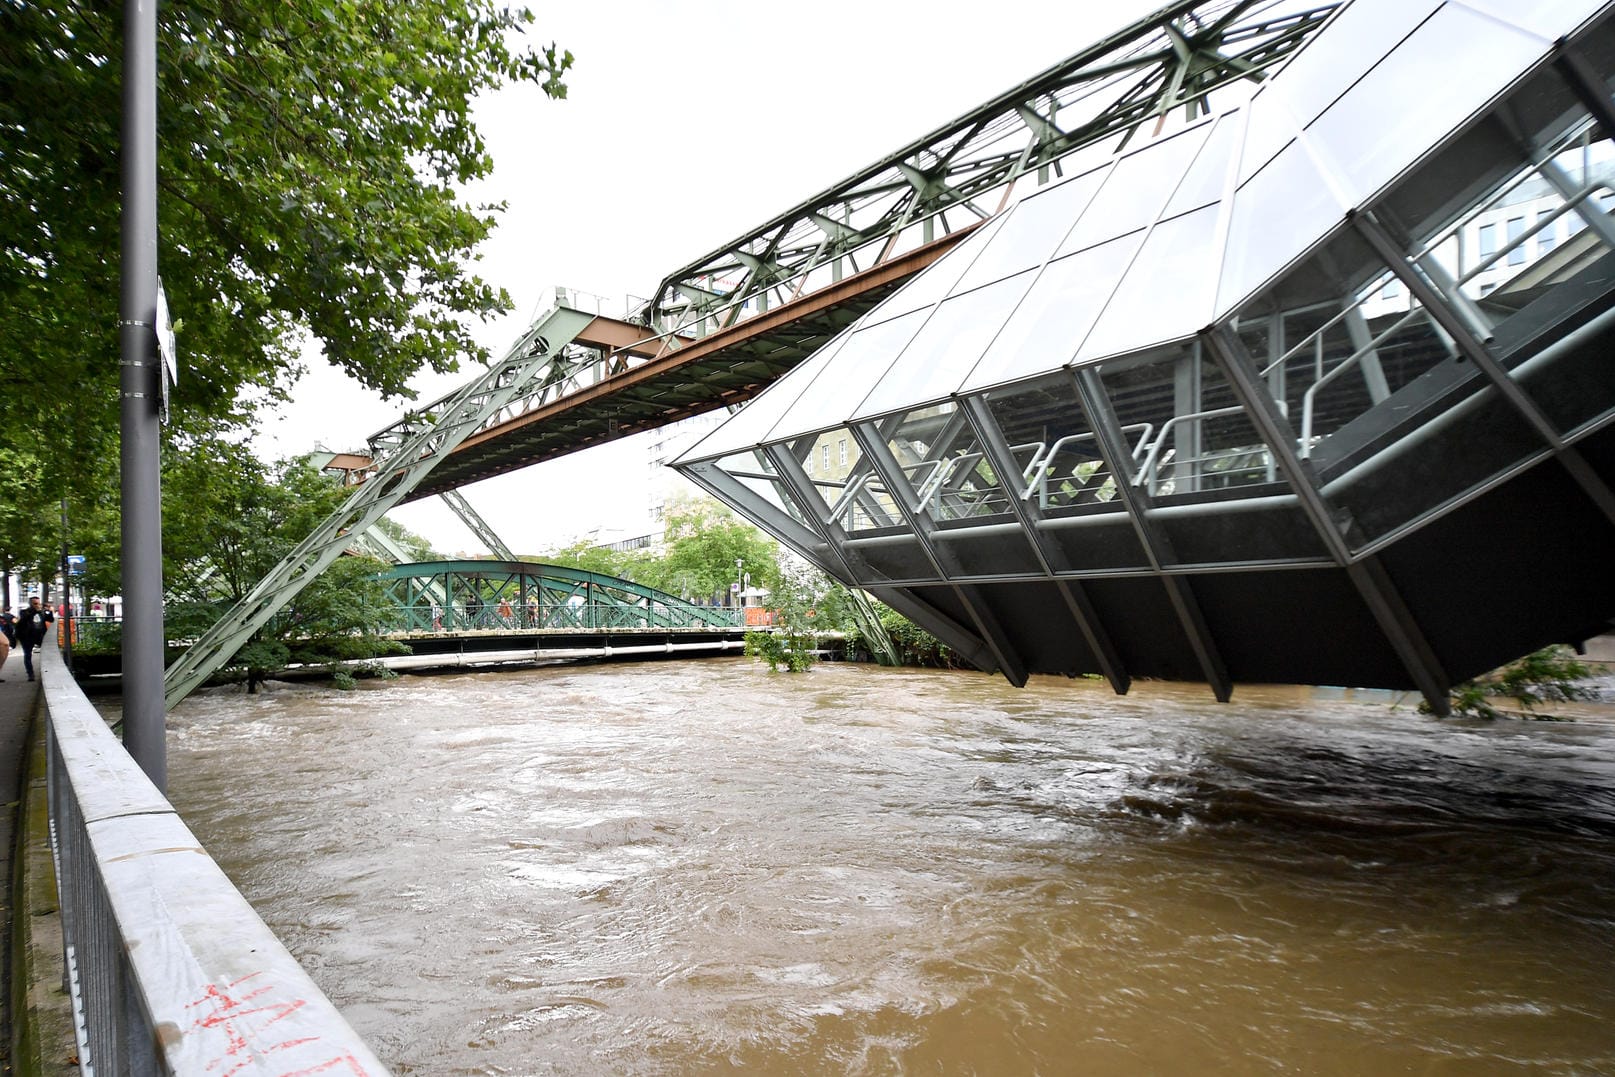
0,640 -> 47,1072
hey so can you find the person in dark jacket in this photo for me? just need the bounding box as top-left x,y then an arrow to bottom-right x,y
15,596 -> 54,682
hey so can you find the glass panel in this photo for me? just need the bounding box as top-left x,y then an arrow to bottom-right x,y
798,424 -> 916,537
952,166 -> 1108,293
1094,344 -> 1288,504
677,332 -> 850,464
877,403 -> 980,520
1163,112 -> 1240,218
1055,123 -> 1211,255
711,449 -> 813,534
854,270 -> 1037,420
1216,137 -> 1348,314
1235,267 -> 1459,480
959,232 -> 1145,392
1077,205 -> 1222,363
1307,5 -> 1547,203
1394,110 -> 1615,438
1265,0 -> 1440,128
862,211 -> 1012,326
1319,377 -> 1544,554
761,308 -> 929,444
1456,0 -> 1606,40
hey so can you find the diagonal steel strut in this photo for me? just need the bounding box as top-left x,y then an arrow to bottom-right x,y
439,489 -> 517,561
162,304 -> 596,708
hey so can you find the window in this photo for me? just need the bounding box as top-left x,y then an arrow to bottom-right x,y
1478,221 -> 1497,260
822,444 -> 830,470
1480,282 -> 1496,296
1539,212 -> 1557,255
1380,279 -> 1401,300
1506,216 -> 1526,265
838,438 -> 848,465
1568,207 -> 1586,235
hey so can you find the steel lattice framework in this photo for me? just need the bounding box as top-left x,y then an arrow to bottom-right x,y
640,1 -> 1339,344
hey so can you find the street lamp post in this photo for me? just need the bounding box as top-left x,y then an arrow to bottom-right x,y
735,559 -> 744,611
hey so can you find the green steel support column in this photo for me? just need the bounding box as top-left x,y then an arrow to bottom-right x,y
162,305 -> 595,708
440,488 -> 517,561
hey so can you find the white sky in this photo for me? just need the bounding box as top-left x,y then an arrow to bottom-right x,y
253,1 -> 1157,555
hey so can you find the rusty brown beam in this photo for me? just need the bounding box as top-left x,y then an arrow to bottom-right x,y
451,226 -> 977,459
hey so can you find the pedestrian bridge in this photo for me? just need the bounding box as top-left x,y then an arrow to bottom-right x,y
373,560 -> 741,634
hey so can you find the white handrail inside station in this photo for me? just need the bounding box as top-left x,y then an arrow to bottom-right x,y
43,669 -> 389,1076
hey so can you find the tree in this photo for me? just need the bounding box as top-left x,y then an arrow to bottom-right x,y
642,495 -> 779,603
0,1 -> 572,548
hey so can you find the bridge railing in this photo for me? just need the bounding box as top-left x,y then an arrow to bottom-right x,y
43,665 -> 389,1076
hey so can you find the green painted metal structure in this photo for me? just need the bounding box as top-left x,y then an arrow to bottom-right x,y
161,305 -> 597,709
376,560 -> 741,633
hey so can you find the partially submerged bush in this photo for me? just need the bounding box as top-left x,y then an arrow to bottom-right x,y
1425,646 -> 1597,719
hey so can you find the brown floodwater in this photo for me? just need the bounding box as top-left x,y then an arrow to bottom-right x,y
159,658 -> 1615,1075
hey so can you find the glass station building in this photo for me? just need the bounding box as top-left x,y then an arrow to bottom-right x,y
675,1 -> 1615,709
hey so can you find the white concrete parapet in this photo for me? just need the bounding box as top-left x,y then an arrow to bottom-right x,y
44,672 -> 389,1076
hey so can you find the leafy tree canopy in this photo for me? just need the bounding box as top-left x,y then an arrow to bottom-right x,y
0,0 -> 571,525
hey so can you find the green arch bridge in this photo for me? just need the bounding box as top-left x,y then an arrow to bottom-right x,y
374,560 -> 742,634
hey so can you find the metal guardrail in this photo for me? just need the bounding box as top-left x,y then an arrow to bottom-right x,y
43,669 -> 389,1076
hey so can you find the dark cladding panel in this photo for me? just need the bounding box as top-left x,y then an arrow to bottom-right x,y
1082,577 -> 1208,683
953,581 -> 1102,676
1378,452 -> 1615,683
1187,569 -> 1411,688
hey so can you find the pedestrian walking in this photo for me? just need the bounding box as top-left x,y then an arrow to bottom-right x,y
15,596 -> 54,681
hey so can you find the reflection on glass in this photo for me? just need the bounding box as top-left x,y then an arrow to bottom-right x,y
863,212 -> 1012,326
1078,205 -> 1221,363
1217,138 -> 1346,313
761,309 -> 929,445
1307,4 -> 1543,202
677,332 -> 850,465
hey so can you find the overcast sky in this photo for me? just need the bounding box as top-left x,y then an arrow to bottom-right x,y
254,1 -> 1157,555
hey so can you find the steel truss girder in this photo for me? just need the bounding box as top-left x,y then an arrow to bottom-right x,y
644,1 -> 1338,339
162,305 -> 596,709
439,488 -> 517,561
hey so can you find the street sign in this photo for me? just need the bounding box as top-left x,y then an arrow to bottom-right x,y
67,554 -> 86,575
